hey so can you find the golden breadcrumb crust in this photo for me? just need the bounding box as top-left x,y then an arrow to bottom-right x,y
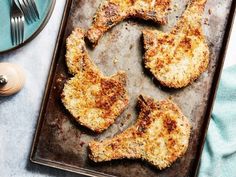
143,0 -> 210,88
87,0 -> 171,45
89,95 -> 191,169
62,28 -> 129,133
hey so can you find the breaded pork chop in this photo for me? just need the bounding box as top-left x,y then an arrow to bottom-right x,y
62,28 -> 129,133
89,95 -> 191,169
87,0 -> 171,45
143,0 -> 210,88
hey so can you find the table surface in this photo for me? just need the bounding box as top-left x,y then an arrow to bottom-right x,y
0,2 -> 235,177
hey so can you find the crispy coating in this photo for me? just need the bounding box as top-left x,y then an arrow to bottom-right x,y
87,0 -> 171,45
89,95 -> 191,169
143,0 -> 210,88
62,28 -> 129,133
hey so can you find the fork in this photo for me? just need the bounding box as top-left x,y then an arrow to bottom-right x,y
17,0 -> 39,23
11,0 -> 25,45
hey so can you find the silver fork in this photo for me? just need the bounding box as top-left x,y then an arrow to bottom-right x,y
18,0 -> 39,23
11,0 -> 25,45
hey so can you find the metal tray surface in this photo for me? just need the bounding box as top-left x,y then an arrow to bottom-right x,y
30,0 -> 236,176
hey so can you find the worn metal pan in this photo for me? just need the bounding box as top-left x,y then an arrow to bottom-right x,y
30,0 -> 236,176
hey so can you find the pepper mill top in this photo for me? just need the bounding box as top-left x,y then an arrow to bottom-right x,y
0,75 -> 8,85
0,63 -> 26,96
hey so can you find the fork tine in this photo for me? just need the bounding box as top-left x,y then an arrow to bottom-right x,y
21,0 -> 34,23
14,18 -> 18,45
14,16 -> 24,45
18,17 -> 22,44
16,17 -> 20,45
11,18 -> 16,45
10,0 -> 25,45
18,0 -> 32,23
28,0 -> 39,19
19,16 -> 24,43
23,0 -> 37,21
13,18 -> 17,45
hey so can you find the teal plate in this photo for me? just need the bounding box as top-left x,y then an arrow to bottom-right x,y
0,0 -> 56,54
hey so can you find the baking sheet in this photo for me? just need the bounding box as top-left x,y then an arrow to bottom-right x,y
30,0 -> 236,176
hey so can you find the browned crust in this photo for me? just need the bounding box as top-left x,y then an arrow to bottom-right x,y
89,95 -> 191,169
61,28 -> 129,133
143,0 -> 210,88
86,0 -> 171,45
